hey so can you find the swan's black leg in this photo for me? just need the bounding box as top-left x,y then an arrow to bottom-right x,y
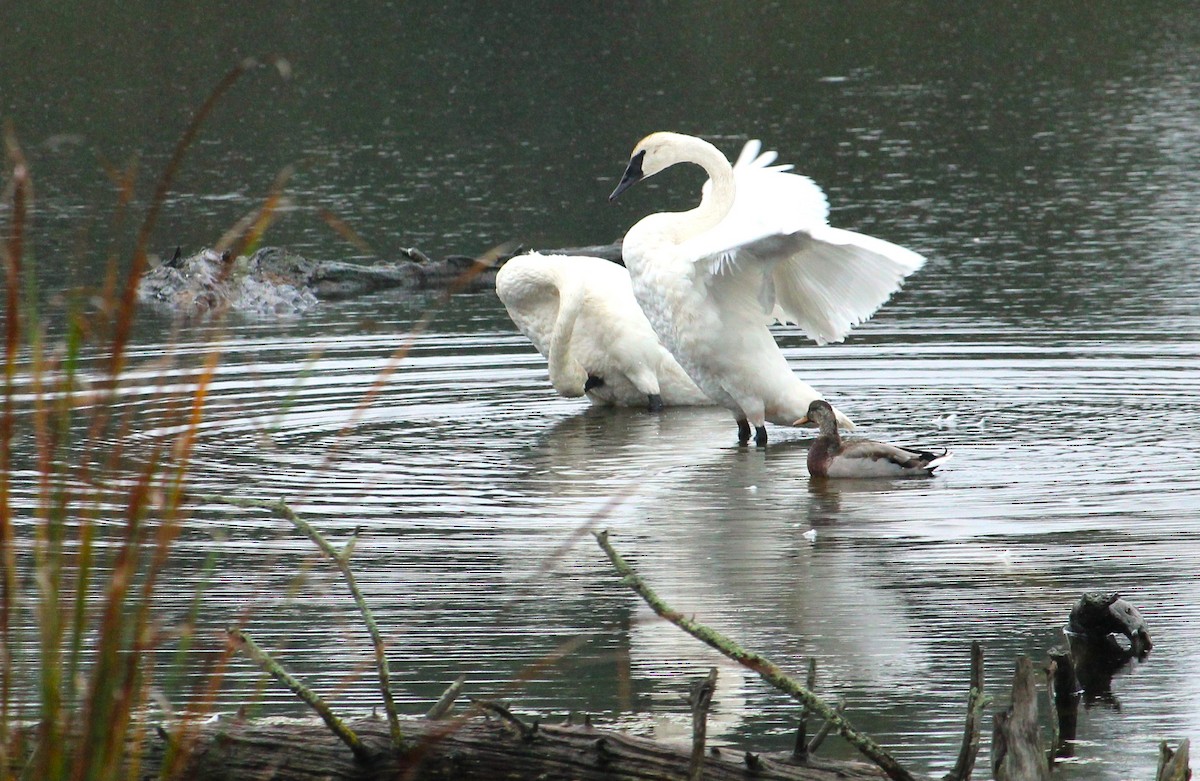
647,393 -> 664,412
755,425 -> 768,447
737,418 -> 751,445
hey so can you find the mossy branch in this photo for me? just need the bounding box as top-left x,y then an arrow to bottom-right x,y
946,640 -> 990,781
227,628 -> 372,764
594,530 -> 919,781
211,494 -> 402,746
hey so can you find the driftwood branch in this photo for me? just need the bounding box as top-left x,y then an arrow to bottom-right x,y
426,675 -> 466,720
794,657 -> 819,760
226,628 -> 372,764
470,698 -> 537,741
807,697 -> 846,755
945,640 -> 989,781
210,495 -> 403,746
594,530 -> 917,781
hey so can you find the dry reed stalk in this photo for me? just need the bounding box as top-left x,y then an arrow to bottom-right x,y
1,56 -> 289,781
1,120 -> 31,781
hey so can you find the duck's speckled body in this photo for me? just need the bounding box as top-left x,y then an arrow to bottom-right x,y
799,400 -> 951,478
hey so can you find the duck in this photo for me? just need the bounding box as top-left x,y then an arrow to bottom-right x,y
797,400 -> 951,478
495,252 -> 711,410
609,133 -> 926,446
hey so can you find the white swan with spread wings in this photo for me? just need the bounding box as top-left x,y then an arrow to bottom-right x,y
610,133 -> 925,446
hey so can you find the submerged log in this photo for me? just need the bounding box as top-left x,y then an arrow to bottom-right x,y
1067,592 -> 1153,660
137,241 -> 625,318
144,713 -> 886,781
137,246 -> 424,317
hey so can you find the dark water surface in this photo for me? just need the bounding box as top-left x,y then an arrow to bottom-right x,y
5,3 -> 1200,778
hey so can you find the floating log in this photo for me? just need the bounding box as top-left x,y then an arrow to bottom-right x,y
137,246 -> 426,317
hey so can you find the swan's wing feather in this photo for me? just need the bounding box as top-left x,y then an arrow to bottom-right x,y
699,226 -> 924,345
760,226 -> 925,344
734,142 -> 785,172
733,139 -> 763,168
688,144 -> 924,345
689,166 -> 830,263
702,142 -> 800,205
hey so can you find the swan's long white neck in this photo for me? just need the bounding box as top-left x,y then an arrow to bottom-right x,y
679,136 -> 735,235
639,134 -> 735,242
547,269 -> 584,394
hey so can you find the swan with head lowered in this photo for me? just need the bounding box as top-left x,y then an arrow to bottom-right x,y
609,133 -> 926,446
496,252 -> 711,409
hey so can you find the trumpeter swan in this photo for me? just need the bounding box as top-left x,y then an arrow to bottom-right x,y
610,133 -> 925,446
495,252 -> 711,409
796,400 -> 951,477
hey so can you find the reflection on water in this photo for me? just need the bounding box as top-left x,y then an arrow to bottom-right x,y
11,304 -> 1198,778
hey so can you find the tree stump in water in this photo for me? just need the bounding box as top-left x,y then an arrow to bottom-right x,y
1156,738 -> 1190,781
991,656 -> 1050,781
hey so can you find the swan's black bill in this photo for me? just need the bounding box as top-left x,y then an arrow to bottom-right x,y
609,150 -> 645,201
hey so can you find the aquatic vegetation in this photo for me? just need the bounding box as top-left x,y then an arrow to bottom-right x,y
0,59 -> 288,781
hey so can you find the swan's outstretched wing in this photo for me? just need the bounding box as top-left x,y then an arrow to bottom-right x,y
699,145 -> 829,252
762,226 -> 925,345
687,143 -> 925,346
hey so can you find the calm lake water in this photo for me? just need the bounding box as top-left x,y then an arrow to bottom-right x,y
5,3 -> 1200,778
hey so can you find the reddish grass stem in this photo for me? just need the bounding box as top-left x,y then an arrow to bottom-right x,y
0,120 -> 30,781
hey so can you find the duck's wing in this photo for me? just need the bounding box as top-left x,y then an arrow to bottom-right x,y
686,149 -> 925,346
839,440 -> 951,473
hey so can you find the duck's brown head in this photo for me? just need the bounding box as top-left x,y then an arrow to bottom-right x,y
795,399 -> 841,436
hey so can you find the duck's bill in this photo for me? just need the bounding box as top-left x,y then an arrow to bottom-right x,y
793,416 -> 810,426
609,150 -> 645,201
